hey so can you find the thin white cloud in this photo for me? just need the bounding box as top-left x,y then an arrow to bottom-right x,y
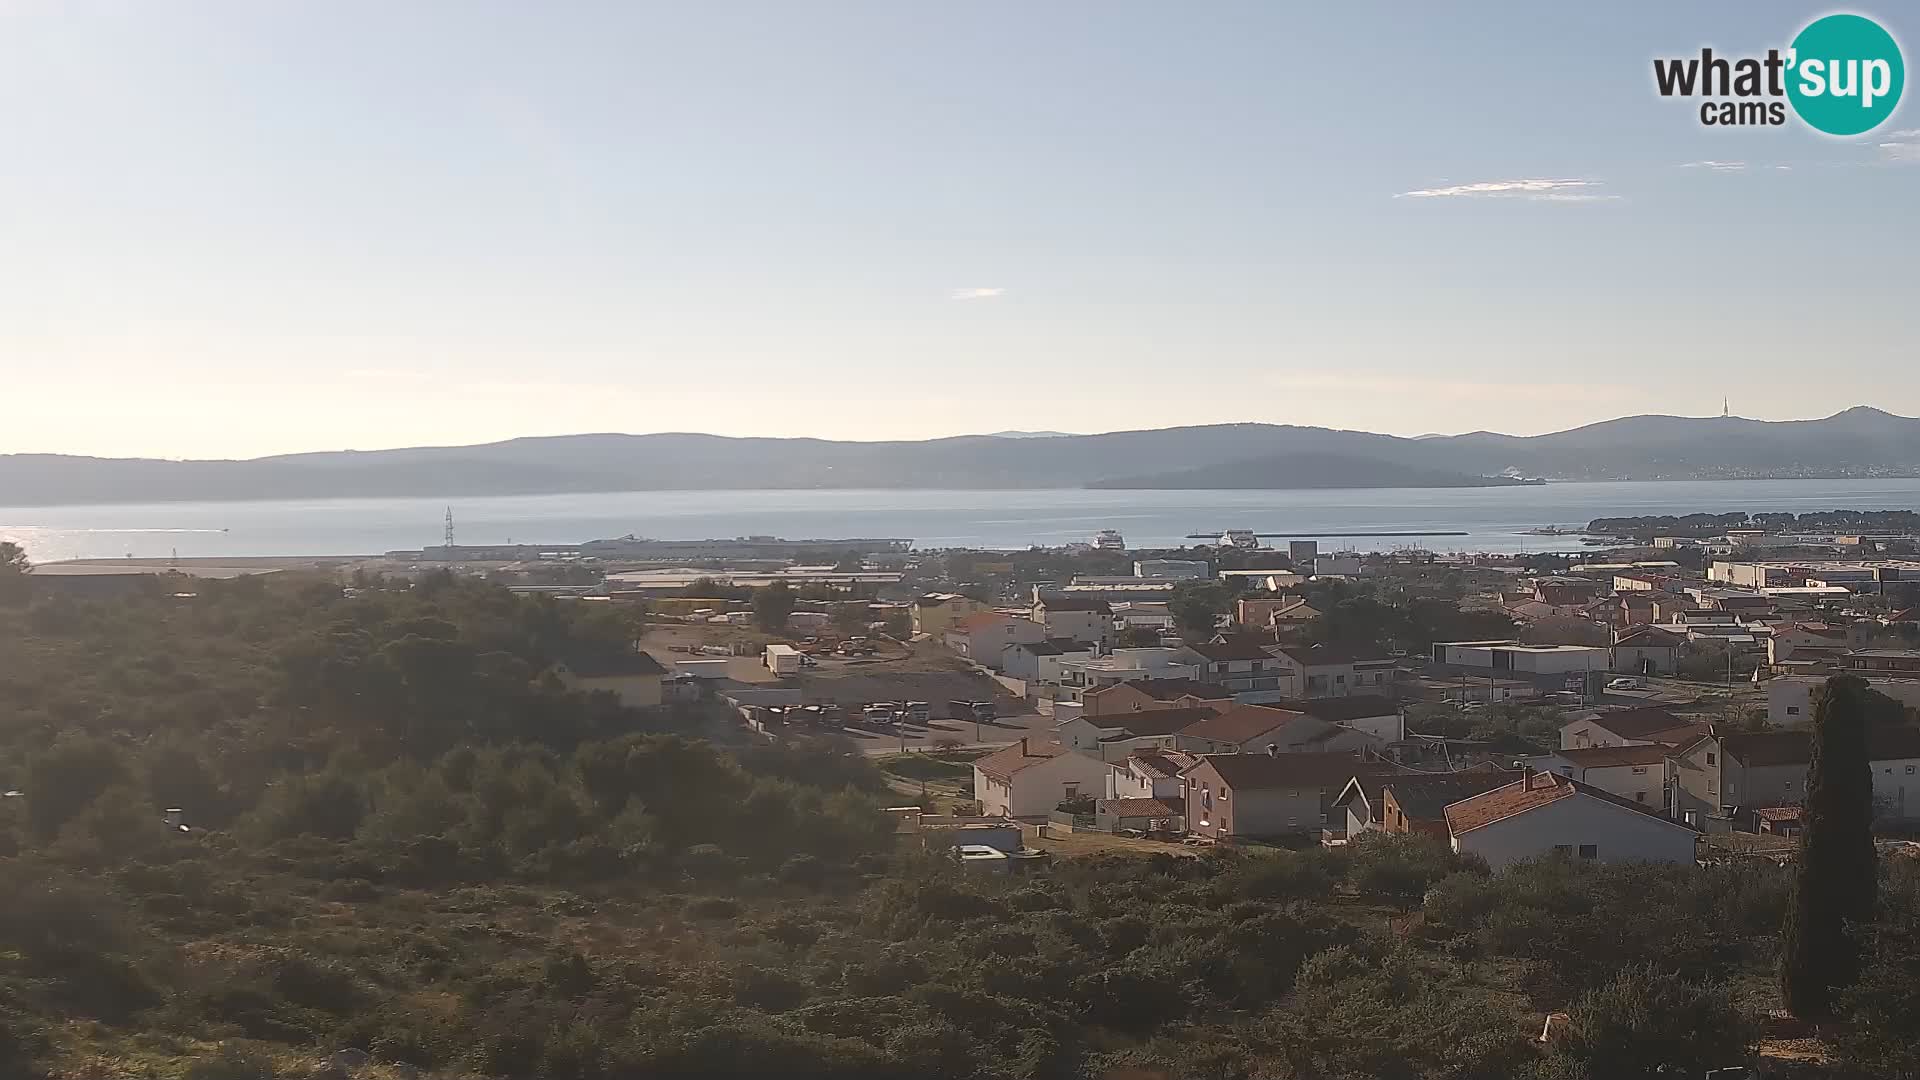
1774,165 -> 1792,171
1393,178 -> 1617,202
1681,160 -> 1748,171
949,287 -> 1005,301
1879,131 -> 1920,162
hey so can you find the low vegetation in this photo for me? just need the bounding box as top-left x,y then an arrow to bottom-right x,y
1,569 -> 1918,1077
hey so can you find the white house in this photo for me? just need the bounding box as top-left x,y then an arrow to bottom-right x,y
1432,640 -> 1611,677
1174,705 -> 1381,757
1104,749 -> 1195,800
1055,706 -> 1218,761
1444,772 -> 1698,870
1525,744 -> 1672,810
972,739 -> 1113,818
1277,694 -> 1406,743
1055,647 -> 1205,701
1032,595 -> 1114,647
1270,645 -> 1395,699
1611,626 -> 1683,675
945,612 -> 1047,670
1001,638 -> 1095,684
1559,707 -> 1703,751
1766,674 -> 1920,727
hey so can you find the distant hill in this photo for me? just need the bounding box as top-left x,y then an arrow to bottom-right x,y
5,407 -> 1920,504
1086,453 -> 1536,490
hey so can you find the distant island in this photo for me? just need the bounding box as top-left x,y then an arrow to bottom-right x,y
1085,453 -> 1540,490
4,406 -> 1920,505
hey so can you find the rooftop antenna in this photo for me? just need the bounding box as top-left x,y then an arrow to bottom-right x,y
1723,396 -> 1730,419
444,506 -> 455,550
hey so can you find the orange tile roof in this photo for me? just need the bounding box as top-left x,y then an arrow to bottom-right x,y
973,739 -> 1071,782
1444,771 -> 1688,836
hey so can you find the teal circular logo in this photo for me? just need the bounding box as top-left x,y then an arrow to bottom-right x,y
1786,14 -> 1904,136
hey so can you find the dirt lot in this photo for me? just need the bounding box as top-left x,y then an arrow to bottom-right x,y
1024,825 -> 1202,859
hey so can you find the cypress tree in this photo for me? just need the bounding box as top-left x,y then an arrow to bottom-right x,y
1779,675 -> 1878,1018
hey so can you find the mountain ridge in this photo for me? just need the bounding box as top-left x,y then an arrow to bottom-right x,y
4,408 -> 1919,505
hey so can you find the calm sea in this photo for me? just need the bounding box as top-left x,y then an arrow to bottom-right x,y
7,479 -> 1920,563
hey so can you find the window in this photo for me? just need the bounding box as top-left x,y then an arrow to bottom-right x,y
1220,788 -> 1230,801
1908,765 -> 1916,775
1336,674 -> 1347,684
1631,766 -> 1647,775
1634,791 -> 1646,803
1202,787 -> 1212,808
1787,706 -> 1800,715
1705,752 -> 1717,766
1552,844 -> 1573,856
1578,844 -> 1598,859
1063,784 -> 1078,799
1708,781 -> 1717,795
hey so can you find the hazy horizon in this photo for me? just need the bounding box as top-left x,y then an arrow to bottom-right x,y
6,2 -> 1915,458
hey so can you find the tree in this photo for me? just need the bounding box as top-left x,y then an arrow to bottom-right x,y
1115,626 -> 1161,648
753,582 -> 796,632
1171,582 -> 1229,641
0,541 -> 27,604
1780,675 -> 1878,1019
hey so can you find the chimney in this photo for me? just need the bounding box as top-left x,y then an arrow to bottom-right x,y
1020,737 -> 1030,757
1266,743 -> 1280,757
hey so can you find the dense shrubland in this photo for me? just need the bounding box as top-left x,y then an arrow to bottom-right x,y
0,570 -> 1916,1077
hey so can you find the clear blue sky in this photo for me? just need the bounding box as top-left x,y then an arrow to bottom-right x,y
3,2 -> 1914,457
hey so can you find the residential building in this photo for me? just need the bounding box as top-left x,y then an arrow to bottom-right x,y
1526,744 -> 1672,809
1104,749 -> 1196,800
1271,645 -> 1395,699
1848,649 -> 1920,674
1184,751 -> 1394,840
1611,626 -> 1683,675
1533,577 -> 1599,606
1559,707 -> 1705,751
552,652 -> 668,708
1001,638 -> 1095,684
1093,797 -> 1184,834
1670,727 -> 1920,824
1444,772 -> 1699,870
1767,674 -> 1920,726
1056,707 -> 1220,761
1056,647 -> 1205,700
1380,771 -> 1525,839
909,593 -> 989,637
1032,594 -> 1114,647
1190,636 -> 1292,700
1431,640 -> 1611,678
1174,705 -> 1380,757
945,612 -> 1047,669
972,739 -> 1113,818
1111,601 -> 1176,634
1237,596 -> 1319,631
1134,559 -> 1210,581
1265,694 -> 1405,742
1079,677 -> 1232,716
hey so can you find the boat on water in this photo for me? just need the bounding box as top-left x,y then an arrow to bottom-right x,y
1219,529 -> 1260,549
1093,529 -> 1127,551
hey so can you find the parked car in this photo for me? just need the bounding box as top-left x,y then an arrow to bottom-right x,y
1606,676 -> 1642,691
863,703 -> 899,725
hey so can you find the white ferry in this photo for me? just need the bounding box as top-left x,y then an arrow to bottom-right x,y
1093,529 -> 1127,551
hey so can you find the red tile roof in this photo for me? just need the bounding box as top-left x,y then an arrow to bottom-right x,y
1177,704 -> 1303,745
1125,749 -> 1197,779
1093,706 -> 1220,738
1196,750 -> 1393,790
974,739 -> 1072,782
952,611 -> 1017,634
1444,771 -> 1688,835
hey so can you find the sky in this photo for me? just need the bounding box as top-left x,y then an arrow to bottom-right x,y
3,1 -> 1916,458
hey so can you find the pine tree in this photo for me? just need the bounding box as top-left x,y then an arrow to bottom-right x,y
1779,675 -> 1878,1018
